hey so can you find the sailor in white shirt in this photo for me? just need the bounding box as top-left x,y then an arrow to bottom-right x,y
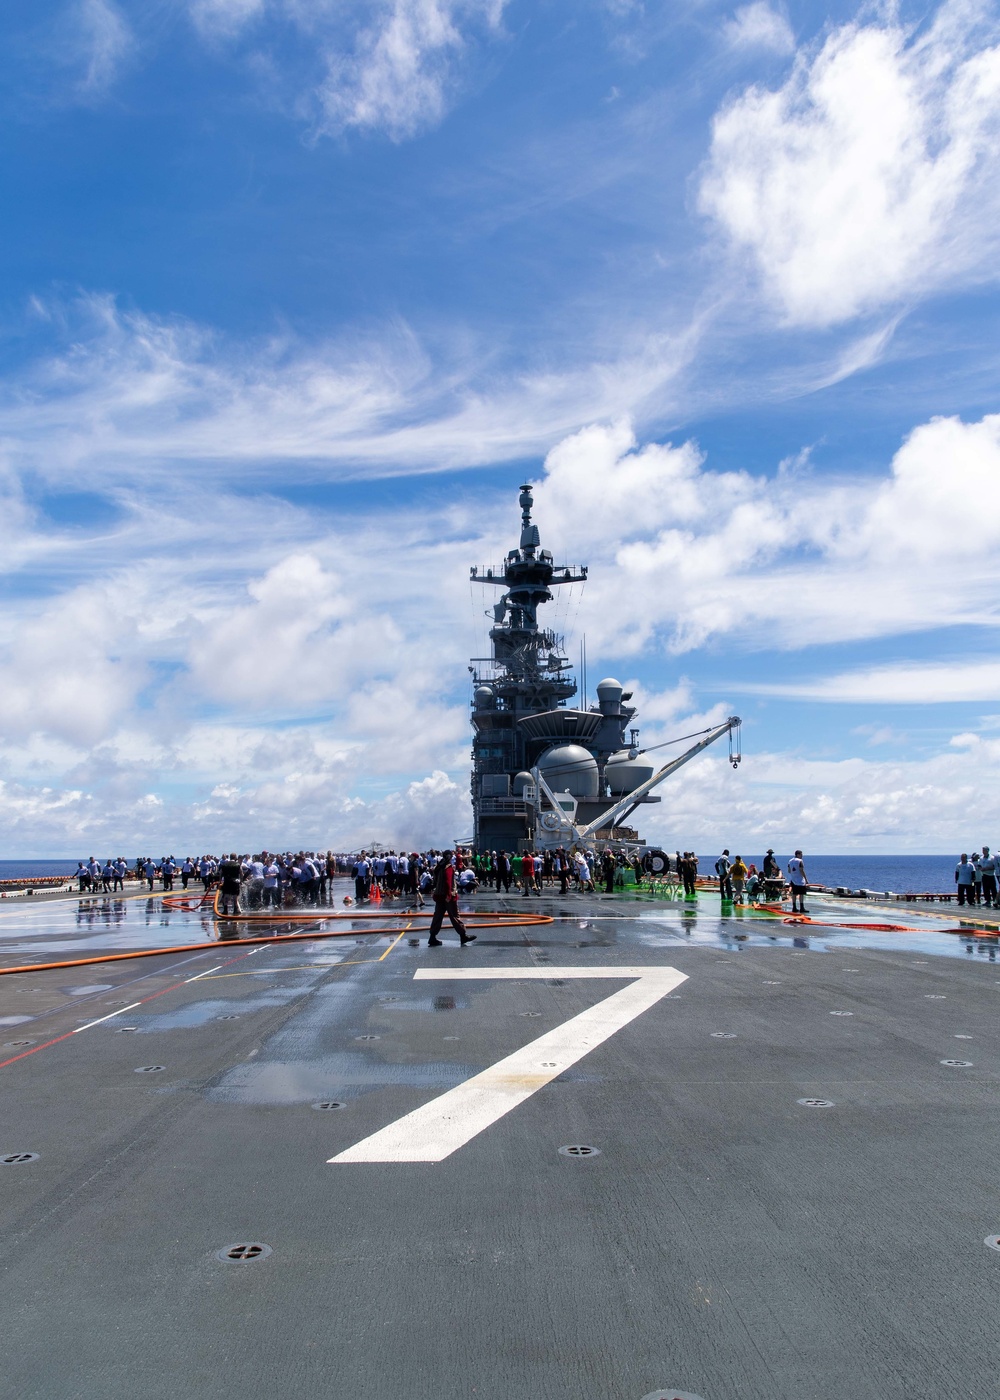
786,850 -> 808,913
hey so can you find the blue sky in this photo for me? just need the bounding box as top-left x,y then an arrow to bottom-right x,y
1,0 -> 1000,854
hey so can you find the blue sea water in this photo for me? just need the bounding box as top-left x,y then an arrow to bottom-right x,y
0,860 -> 77,881
731,854 -> 968,895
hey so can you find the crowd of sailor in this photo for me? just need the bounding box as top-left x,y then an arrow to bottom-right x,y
71,847 -> 674,904
74,853 -> 338,904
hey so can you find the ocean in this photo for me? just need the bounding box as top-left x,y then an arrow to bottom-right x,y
0,860 -> 78,881
729,854 -> 969,895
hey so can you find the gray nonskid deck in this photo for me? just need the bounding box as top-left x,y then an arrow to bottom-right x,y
1,885 -> 998,1400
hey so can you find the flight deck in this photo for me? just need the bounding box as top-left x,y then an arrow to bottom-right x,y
1,885 -> 998,1400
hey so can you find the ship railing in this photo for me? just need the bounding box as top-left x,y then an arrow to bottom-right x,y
477,797 -> 530,814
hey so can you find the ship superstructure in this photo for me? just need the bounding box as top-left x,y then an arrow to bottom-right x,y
469,485 -> 662,851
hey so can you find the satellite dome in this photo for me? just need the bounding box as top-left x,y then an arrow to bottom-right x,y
512,771 -> 534,796
605,749 -> 655,796
596,677 -> 623,715
473,685 -> 494,708
537,744 -> 599,800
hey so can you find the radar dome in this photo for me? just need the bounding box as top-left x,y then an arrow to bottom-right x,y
605,749 -> 655,796
473,686 -> 494,708
512,771 -> 534,796
596,678 -> 623,714
537,744 -> 599,800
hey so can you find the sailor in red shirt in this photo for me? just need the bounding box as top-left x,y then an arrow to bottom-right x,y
427,851 -> 477,947
521,851 -> 536,897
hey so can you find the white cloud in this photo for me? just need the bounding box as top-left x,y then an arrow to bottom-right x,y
627,737 -> 1000,852
189,0 -> 265,39
4,387 -> 1000,851
539,412 -> 1000,657
70,0 -> 134,94
318,0 -> 508,140
185,0 -> 508,140
700,0 -> 1000,325
734,661 -> 1000,705
723,3 -> 794,57
0,295 -> 695,487
0,584 -> 146,746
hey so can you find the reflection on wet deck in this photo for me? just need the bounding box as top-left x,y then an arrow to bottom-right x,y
0,889 -> 996,966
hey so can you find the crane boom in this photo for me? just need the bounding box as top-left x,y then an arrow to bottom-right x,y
530,716 -> 741,850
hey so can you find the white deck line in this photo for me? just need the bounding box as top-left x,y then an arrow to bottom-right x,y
73,1001 -> 143,1032
330,966 -> 686,1164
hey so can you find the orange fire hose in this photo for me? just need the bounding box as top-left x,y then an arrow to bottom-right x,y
0,894 -> 554,978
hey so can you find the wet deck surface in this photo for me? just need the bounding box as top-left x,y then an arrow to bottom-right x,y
1,885 -> 999,1399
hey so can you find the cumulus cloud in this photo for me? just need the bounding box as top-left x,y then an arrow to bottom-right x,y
0,584 -> 146,746
699,0 -> 1000,324
538,412 -> 1000,655
723,3 -> 794,57
634,738 -> 1000,851
4,395 -> 1000,852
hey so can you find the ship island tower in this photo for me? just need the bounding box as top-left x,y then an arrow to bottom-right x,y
469,485 -> 659,851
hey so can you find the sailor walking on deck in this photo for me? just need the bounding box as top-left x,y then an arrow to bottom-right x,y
427,851 -> 476,947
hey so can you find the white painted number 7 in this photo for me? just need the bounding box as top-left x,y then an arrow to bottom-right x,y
329,966 -> 687,1164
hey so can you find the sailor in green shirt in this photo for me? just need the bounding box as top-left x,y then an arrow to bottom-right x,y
511,852 -> 523,888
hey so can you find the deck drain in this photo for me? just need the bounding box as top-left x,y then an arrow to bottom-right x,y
4,1040 -> 35,1047
985,1236 -> 1000,1253
215,1242 -> 272,1263
1,1152 -> 40,1165
940,1059 -> 973,1068
641,1391 -> 705,1400
217,1015 -> 241,1021
797,1098 -> 834,1108
134,1065 -> 165,1073
710,1032 -> 736,1039
355,1034 -> 380,1041
116,1026 -> 138,1033
311,1101 -> 345,1111
520,1011 -> 542,1017
829,1011 -> 854,1016
559,1144 -> 600,1158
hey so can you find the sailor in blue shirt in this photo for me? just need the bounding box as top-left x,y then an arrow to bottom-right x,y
955,854 -> 975,906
